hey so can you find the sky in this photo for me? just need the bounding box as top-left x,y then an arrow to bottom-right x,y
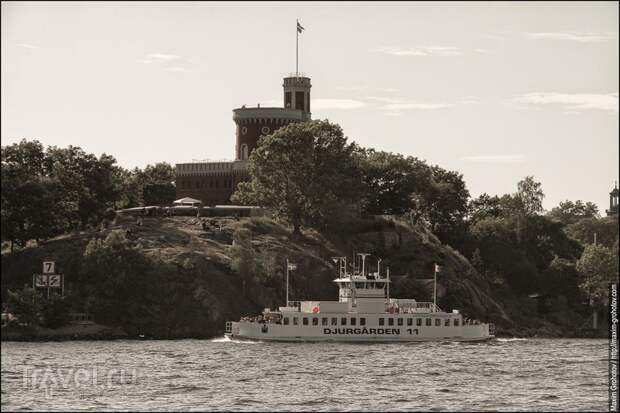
2,1 -> 618,212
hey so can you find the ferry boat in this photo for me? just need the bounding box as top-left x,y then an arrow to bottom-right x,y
225,255 -> 495,342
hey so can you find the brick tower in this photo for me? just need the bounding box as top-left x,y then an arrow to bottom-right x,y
177,74 -> 312,205
232,76 -> 312,161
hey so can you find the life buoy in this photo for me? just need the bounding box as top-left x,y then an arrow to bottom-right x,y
312,306 -> 320,314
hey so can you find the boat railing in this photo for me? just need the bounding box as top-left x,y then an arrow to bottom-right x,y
388,301 -> 443,313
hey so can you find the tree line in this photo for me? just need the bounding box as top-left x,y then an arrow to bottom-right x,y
1,139 -> 176,250
3,123 -> 618,318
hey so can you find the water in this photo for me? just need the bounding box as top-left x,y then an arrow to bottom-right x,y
1,338 -> 611,411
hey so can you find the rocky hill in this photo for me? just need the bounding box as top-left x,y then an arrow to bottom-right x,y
2,214 -> 587,340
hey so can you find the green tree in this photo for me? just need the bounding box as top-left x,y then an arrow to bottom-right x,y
565,216 -> 619,248
468,193 -> 504,224
80,230 -> 155,328
576,243 -> 619,302
1,140 -> 68,248
538,256 -> 581,302
135,162 -> 176,206
357,150 -> 469,247
547,200 -> 599,225
46,146 -> 122,229
516,176 -> 545,215
423,166 -> 470,247
143,183 -> 176,206
6,286 -> 43,326
358,150 -> 431,215
2,140 -> 132,248
232,120 -> 362,234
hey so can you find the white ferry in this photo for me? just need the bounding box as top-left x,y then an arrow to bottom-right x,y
225,255 -> 495,342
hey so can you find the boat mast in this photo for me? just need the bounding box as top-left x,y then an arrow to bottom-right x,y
286,258 -> 290,306
386,266 -> 390,304
357,253 -> 370,277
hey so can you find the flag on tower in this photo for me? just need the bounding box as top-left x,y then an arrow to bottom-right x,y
297,20 -> 305,33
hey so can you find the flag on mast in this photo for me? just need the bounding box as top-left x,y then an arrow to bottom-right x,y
288,263 -> 297,271
435,263 -> 442,273
297,20 -> 305,33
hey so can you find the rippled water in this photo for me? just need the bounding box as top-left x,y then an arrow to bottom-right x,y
0,338 -> 610,411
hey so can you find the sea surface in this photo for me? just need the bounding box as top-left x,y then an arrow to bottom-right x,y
0,338 -> 611,411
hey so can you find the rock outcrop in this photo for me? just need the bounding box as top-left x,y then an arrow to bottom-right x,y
0,215 -> 527,340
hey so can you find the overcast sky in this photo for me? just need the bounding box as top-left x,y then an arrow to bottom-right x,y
2,1 -> 618,212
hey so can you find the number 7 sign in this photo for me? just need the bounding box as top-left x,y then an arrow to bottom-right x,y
43,261 -> 55,274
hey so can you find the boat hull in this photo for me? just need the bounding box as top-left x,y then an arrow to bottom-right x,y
225,321 -> 494,343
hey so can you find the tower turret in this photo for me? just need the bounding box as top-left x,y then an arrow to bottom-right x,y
607,181 -> 619,216
283,76 -> 312,121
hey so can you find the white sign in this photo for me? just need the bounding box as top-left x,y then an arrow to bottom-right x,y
43,261 -> 55,274
35,275 -> 48,287
48,275 -> 62,288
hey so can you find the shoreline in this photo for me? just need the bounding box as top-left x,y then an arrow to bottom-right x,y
1,325 -> 608,342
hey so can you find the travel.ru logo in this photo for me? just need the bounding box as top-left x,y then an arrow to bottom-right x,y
22,367 -> 139,397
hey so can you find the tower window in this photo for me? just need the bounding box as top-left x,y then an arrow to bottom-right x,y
285,91 -> 292,108
295,91 -> 305,111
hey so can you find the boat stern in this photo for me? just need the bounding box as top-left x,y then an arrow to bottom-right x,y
225,321 -> 238,338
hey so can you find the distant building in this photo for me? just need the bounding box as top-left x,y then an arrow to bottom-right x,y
606,182 -> 619,217
175,75 -> 312,205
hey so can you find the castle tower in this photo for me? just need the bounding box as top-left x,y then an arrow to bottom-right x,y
232,76 -> 312,161
607,181 -> 619,216
282,76 -> 312,120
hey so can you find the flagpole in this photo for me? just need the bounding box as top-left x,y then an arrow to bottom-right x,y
433,264 -> 437,312
286,258 -> 290,306
296,20 -> 299,76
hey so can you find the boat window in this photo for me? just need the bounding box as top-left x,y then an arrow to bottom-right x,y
293,317 -> 298,325
322,317 -> 328,326
331,317 -> 338,326
303,317 -> 308,326
355,283 -> 364,288
445,319 -> 450,326
360,317 -> 366,326
379,318 -> 385,326
397,318 -> 403,326
426,318 -> 432,326
350,317 -> 356,326
416,318 -> 422,326
454,319 -> 460,326
341,317 -> 347,326
388,318 -> 394,326
312,317 -> 318,326
283,317 -> 289,325
376,283 -> 384,289
407,318 -> 413,326
435,319 -> 441,326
